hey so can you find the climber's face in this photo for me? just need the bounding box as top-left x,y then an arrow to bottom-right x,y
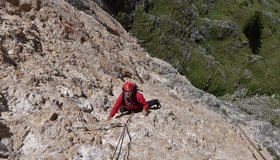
124,91 -> 133,100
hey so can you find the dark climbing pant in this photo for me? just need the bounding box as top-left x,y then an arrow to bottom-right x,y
147,99 -> 161,108
120,99 -> 160,113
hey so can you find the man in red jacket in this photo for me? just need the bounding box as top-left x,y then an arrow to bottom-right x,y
106,82 -> 160,121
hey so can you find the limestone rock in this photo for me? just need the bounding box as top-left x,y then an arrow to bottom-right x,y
0,0 -> 277,159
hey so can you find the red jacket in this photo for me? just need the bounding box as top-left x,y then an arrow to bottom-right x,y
109,92 -> 149,117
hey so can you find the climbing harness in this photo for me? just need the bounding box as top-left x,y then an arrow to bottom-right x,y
112,112 -> 134,160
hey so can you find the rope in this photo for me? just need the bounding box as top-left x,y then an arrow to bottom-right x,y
112,113 -> 134,160
124,124 -> 132,160
223,110 -> 267,160
235,123 -> 267,160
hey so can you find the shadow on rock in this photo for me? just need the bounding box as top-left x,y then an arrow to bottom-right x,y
0,121 -> 13,158
0,93 -> 9,117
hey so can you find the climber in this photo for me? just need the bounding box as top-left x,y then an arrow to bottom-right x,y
106,82 -> 160,121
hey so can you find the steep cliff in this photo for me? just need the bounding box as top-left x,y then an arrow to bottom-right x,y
0,0 -> 278,159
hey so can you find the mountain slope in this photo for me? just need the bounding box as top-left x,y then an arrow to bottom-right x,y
130,0 -> 280,97
0,0 -> 275,159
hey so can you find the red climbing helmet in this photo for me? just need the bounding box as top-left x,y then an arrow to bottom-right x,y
122,82 -> 135,92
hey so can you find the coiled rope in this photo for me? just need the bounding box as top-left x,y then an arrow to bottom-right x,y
112,112 -> 134,160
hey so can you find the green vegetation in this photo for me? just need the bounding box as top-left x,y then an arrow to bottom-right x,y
221,108 -> 229,117
270,114 -> 280,127
65,0 -> 88,11
239,106 -> 253,115
131,0 -> 280,97
267,147 -> 280,160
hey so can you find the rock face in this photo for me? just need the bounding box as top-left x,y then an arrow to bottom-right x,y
0,0 -> 276,159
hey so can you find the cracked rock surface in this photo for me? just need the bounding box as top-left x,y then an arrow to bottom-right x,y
0,0 -> 275,159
